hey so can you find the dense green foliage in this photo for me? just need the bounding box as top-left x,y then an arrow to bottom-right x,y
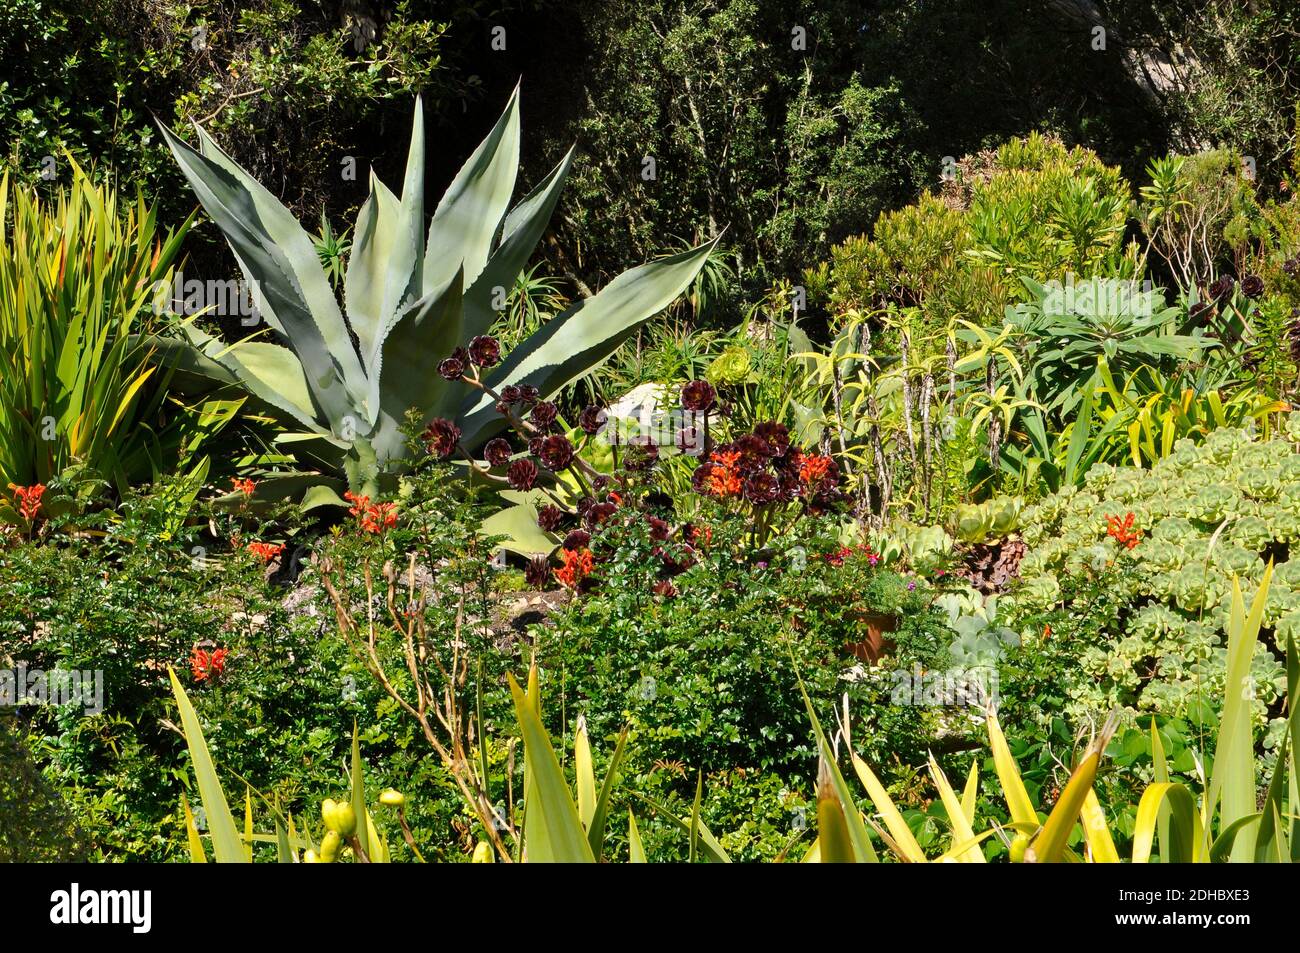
8,0 -> 1300,865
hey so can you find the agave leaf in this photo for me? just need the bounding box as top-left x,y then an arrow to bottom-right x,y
423,84 -> 520,295
346,173 -> 403,370
462,146 -> 575,341
157,122 -> 364,428
182,325 -> 327,436
168,669 -> 247,863
380,98 -> 426,349
367,267 -> 465,462
460,239 -> 719,447
480,495 -> 557,556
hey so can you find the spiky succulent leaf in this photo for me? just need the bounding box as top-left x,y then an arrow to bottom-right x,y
460,238 -> 720,447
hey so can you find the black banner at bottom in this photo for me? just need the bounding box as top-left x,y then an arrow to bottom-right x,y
5,862 -> 1274,940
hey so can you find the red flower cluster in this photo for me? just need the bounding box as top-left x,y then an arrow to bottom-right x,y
247,541 -> 285,563
230,477 -> 256,498
703,449 -> 743,497
191,646 -> 229,682
824,543 -> 879,567
691,423 -> 839,511
1105,512 -> 1142,550
8,483 -> 45,521
344,491 -> 398,534
554,547 -> 595,589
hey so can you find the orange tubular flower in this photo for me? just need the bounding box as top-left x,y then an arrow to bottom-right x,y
799,454 -> 833,486
8,483 -> 46,521
706,450 -> 743,497
231,477 -> 256,498
1105,512 -> 1142,550
247,541 -> 285,563
191,646 -> 229,682
554,547 -> 595,589
344,491 -> 399,534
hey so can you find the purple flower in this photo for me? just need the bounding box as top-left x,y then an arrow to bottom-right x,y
579,405 -> 607,435
483,437 -> 512,467
538,434 -> 575,470
422,418 -> 461,459
584,501 -> 618,529
531,401 -> 558,429
1207,276 -> 1234,301
562,529 -> 591,550
507,458 -> 538,491
743,470 -> 780,504
623,439 -> 659,471
525,555 -> 550,589
437,354 -> 466,381
753,421 -> 790,457
681,379 -> 716,412
468,335 -> 501,368
537,505 -> 566,532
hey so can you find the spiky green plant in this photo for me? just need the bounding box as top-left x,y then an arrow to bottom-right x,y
154,87 -> 714,507
0,162 -> 232,506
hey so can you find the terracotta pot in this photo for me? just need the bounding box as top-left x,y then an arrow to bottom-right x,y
845,611 -> 898,664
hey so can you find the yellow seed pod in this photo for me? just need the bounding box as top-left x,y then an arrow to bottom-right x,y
302,849 -> 320,864
321,798 -> 357,837
379,789 -> 405,808
1009,833 -> 1030,863
320,830 -> 343,863
333,801 -> 357,837
471,841 -> 495,863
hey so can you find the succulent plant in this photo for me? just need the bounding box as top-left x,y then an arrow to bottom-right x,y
153,88 -> 714,506
1011,420 -> 1300,729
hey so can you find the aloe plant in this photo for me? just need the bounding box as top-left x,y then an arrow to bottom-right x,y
154,87 -> 714,507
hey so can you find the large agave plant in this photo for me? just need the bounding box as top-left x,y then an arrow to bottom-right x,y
155,87 -> 714,507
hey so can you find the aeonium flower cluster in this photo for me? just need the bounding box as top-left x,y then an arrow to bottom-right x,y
690,418 -> 841,514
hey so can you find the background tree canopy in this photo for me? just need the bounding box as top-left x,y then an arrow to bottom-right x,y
3,0 -> 1298,313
